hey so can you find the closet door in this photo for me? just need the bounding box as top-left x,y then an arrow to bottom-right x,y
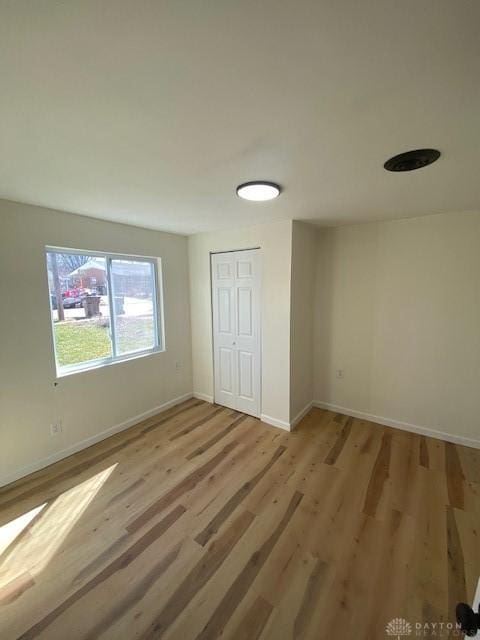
211,249 -> 261,417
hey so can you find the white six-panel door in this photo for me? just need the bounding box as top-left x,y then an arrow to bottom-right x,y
211,249 -> 261,418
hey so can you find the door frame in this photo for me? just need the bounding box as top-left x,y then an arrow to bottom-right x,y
210,247 -> 262,416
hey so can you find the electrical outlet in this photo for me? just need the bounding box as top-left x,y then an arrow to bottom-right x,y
336,369 -> 344,379
50,421 -> 62,436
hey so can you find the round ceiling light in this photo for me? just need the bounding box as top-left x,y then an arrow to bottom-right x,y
384,148 -> 441,172
236,181 -> 281,201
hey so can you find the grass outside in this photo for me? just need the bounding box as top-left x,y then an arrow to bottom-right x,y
116,316 -> 155,355
54,316 -> 155,367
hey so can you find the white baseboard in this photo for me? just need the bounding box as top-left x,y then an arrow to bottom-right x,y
194,393 -> 291,432
0,392 -> 194,489
193,392 -> 214,403
313,401 -> 480,450
260,413 -> 291,431
290,402 -> 314,430
261,402 -> 313,432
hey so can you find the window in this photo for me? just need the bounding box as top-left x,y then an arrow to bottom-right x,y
46,248 -> 163,376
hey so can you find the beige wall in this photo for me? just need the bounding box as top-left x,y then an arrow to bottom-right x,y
314,211 -> 480,445
3,199 -> 478,485
188,221 -> 292,427
0,200 -> 193,485
290,221 -> 317,422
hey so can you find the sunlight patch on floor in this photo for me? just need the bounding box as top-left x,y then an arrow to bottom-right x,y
0,464 -> 117,585
0,503 -> 47,556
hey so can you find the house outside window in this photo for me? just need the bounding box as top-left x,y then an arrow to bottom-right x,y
46,248 -> 164,376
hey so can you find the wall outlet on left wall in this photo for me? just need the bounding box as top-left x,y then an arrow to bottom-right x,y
50,421 -> 62,436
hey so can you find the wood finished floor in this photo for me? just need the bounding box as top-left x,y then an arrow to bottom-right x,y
1,399 -> 480,639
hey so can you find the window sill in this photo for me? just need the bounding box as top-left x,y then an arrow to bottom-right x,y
55,346 -> 164,379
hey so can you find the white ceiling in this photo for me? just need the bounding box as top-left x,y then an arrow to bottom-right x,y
1,1 -> 479,235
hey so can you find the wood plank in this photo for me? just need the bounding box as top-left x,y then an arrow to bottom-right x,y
2,400 -> 480,640
16,505 -> 186,640
169,407 -> 227,441
127,442 -> 238,533
324,417 -> 353,465
230,595 -> 273,640
363,431 -> 392,517
185,414 -> 249,460
194,445 -> 287,546
293,558 -> 329,639
419,436 -> 430,468
0,572 -> 35,605
445,442 -> 465,510
194,491 -> 303,640
138,510 -> 255,639
447,506 -> 467,616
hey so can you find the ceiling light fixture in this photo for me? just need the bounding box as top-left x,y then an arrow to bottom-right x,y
384,148 -> 441,172
236,181 -> 281,201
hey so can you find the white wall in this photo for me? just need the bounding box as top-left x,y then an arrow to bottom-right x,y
188,220 -> 292,427
290,221 -> 317,423
3,198 -> 478,487
314,211 -> 480,445
0,200 -> 193,486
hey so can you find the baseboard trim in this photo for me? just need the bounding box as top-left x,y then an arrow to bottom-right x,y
313,401 -> 480,450
193,392 -> 214,403
262,402 -> 313,432
290,402 -> 314,430
0,392 -> 194,488
260,413 -> 291,431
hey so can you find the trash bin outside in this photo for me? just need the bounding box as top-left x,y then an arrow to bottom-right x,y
83,295 -> 101,318
114,296 -> 125,315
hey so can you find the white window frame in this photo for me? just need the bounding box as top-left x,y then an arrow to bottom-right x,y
46,246 -> 165,377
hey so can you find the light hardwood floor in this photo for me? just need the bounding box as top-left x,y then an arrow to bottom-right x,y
1,399 -> 480,639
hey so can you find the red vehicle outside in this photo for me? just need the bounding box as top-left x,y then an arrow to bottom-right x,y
63,287 -> 88,299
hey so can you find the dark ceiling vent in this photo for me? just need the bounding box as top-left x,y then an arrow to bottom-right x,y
384,148 -> 441,172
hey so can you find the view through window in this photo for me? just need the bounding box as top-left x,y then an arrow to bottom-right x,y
46,249 -> 162,374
